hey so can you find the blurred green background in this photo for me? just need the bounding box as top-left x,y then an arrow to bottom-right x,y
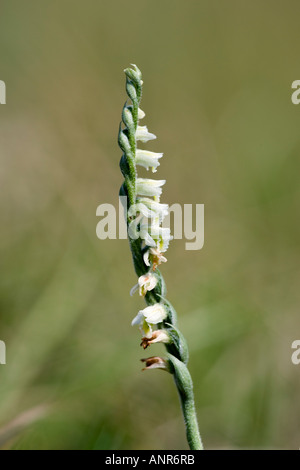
0,0 -> 299,450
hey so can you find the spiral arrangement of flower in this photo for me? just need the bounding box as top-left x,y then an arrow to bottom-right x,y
118,64 -> 203,450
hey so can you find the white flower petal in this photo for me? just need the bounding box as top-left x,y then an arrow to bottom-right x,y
141,304 -> 167,324
138,108 -> 145,120
143,250 -> 151,266
138,198 -> 169,221
128,203 -> 156,219
140,228 -> 157,247
136,126 -> 156,143
137,178 -> 166,197
130,283 -> 139,296
148,223 -> 160,238
136,150 -> 163,172
131,311 -> 144,326
138,273 -> 158,296
143,248 -> 168,268
149,330 -> 170,344
141,330 -> 170,346
131,274 -> 158,298
160,227 -> 172,240
145,225 -> 173,252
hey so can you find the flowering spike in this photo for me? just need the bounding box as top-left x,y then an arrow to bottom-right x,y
118,65 -> 203,450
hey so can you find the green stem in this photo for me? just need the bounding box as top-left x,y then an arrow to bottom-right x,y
168,354 -> 204,450
179,389 -> 204,450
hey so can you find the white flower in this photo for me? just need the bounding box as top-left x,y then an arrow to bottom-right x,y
144,247 -> 168,268
140,222 -> 172,251
140,304 -> 167,323
138,108 -> 145,120
130,273 -> 158,297
131,304 -> 167,337
137,178 -> 166,197
136,149 -> 163,173
128,200 -> 168,223
138,198 -> 169,221
136,126 -> 156,143
128,214 -> 171,247
128,202 -> 156,219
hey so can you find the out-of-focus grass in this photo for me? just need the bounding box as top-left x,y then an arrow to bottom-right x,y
0,0 -> 299,449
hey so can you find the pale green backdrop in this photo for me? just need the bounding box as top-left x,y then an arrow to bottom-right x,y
0,0 -> 299,449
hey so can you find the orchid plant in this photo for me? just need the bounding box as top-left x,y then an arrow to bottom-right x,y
118,64 -> 203,450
